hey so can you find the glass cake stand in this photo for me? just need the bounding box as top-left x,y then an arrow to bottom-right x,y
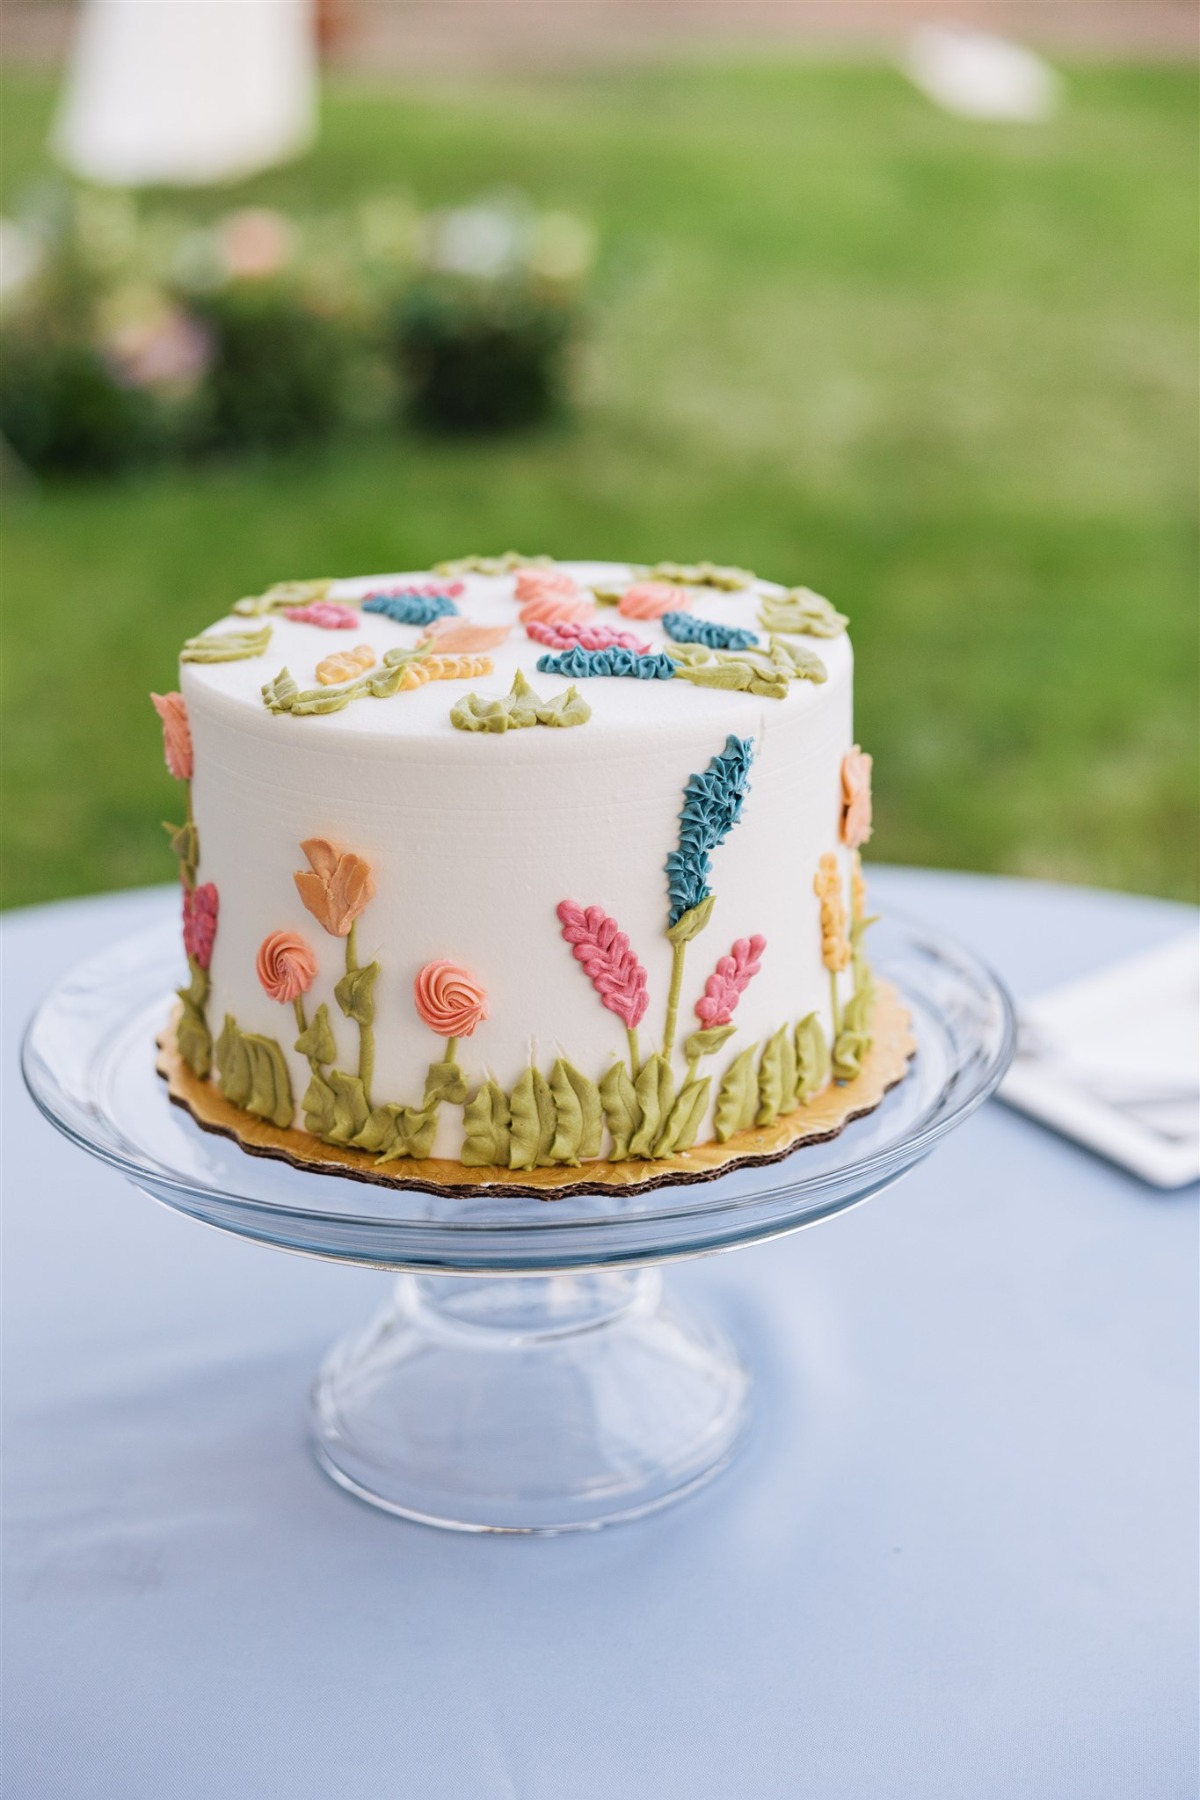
22,907 -> 1014,1534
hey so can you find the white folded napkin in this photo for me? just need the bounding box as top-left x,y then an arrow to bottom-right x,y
999,932 -> 1200,1188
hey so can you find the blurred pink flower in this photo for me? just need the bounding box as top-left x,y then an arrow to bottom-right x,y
217,208 -> 295,282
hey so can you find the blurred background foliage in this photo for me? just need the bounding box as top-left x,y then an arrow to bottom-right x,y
1,60 -> 1196,908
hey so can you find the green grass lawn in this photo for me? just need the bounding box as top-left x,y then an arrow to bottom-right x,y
2,61 -> 1196,909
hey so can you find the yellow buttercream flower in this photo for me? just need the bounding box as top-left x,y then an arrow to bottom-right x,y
814,853 -> 850,974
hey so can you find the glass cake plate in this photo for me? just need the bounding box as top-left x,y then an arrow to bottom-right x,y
22,904 -> 1014,1533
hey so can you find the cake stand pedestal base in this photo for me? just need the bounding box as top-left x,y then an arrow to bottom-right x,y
309,1270 -> 750,1533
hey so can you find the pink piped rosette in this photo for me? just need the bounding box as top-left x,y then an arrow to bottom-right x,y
414,961 -> 489,1037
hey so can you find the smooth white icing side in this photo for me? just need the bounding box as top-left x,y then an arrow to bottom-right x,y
182,563 -> 859,1155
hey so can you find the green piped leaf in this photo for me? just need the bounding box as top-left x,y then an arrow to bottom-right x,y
295,1001 -> 337,1068
163,819 -> 199,887
536,685 -> 591,729
629,1054 -> 675,1159
424,1056 -> 469,1108
832,1030 -> 870,1083
548,1058 -> 584,1165
546,1058 -> 603,1165
756,1025 -> 797,1126
832,988 -> 874,1083
351,1104 -> 410,1158
262,668 -> 300,714
759,588 -> 848,638
795,1013 -> 830,1104
215,1013 -> 252,1108
334,961 -> 378,1027
320,1069 -> 371,1145
666,893 -> 715,946
462,1080 -> 512,1168
768,638 -> 828,685
683,1023 -> 737,1061
242,1032 -> 294,1129
365,1103 -> 439,1163
175,975 -> 212,1079
671,655 -> 789,701
301,1067 -> 337,1137
181,624 -> 272,663
599,1061 -> 641,1161
843,986 -> 874,1036
450,669 -> 591,734
234,579 -> 332,617
650,560 -> 756,591
434,551 -> 551,576
654,1076 -> 712,1157
508,1067 -> 557,1170
714,1045 -> 760,1142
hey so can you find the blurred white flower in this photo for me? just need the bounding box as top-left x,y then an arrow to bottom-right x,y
428,201 -> 528,279
903,26 -> 1061,123
216,207 -> 296,281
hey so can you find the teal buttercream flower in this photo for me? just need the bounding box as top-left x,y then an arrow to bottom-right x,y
535,648 -> 676,680
661,612 -> 759,653
363,592 -> 458,627
665,735 -> 754,926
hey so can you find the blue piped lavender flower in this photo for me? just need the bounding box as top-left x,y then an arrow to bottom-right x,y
665,735 -> 755,925
535,648 -> 677,681
662,612 -> 759,652
363,592 -> 459,627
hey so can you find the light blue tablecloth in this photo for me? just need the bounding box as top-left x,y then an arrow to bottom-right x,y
3,871 -> 1197,1800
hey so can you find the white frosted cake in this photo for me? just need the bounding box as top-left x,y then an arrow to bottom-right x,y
153,555 -> 905,1193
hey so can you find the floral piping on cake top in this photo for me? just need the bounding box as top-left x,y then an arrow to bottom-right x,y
525,620 -> 650,654
363,592 -> 459,627
285,601 -> 360,630
152,689 -> 215,1080
316,645 -> 376,686
535,648 -> 677,681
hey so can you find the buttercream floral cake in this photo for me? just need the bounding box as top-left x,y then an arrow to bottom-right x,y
152,555 -> 912,1195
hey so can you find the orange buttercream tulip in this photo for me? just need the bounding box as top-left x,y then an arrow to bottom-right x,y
293,838 -> 375,938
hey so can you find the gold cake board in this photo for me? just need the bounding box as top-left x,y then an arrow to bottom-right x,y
158,982 -> 916,1201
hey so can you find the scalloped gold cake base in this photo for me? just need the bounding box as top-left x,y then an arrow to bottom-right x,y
157,983 -> 915,1200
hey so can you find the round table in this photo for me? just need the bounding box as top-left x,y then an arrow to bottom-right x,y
4,870 -> 1196,1799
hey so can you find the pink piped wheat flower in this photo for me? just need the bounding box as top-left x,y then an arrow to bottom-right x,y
557,901 -> 649,1060
695,934 -> 766,1027
525,619 -> 650,654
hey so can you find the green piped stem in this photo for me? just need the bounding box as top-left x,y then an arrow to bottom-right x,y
445,1036 -> 459,1064
686,1052 -> 701,1087
293,995 -> 308,1039
345,921 -> 374,1105
626,1027 -> 640,1080
829,969 -> 841,1040
662,940 -> 687,1062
